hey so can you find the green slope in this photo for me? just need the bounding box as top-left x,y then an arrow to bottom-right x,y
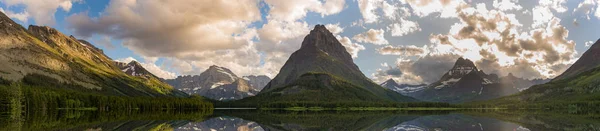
471,65 -> 600,109
0,11 -> 184,97
224,72 -> 418,108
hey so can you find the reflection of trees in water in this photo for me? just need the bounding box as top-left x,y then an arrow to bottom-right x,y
2,109 -> 599,131
0,109 -> 212,131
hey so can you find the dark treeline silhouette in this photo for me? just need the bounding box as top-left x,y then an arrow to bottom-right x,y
0,74 -> 213,113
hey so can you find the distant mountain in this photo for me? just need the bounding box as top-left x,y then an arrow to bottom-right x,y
415,58 -> 520,103
115,61 -> 156,78
242,75 -> 271,91
164,65 -> 261,101
489,38 -> 600,104
0,12 -> 183,97
554,39 -> 600,81
245,25 -> 416,105
499,73 -> 550,91
379,79 -> 426,95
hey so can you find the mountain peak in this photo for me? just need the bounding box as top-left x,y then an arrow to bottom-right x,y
312,24 -> 329,33
203,65 -> 238,81
453,57 -> 476,68
382,78 -> 398,86
128,60 -> 142,66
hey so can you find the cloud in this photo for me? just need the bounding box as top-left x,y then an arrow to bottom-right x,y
92,35 -> 115,49
115,57 -> 177,79
492,0 -> 523,11
400,0 -> 467,18
532,0 -> 567,27
425,3 -> 577,79
585,40 -> 594,47
353,28 -> 389,45
336,36 -> 365,58
2,0 -> 79,25
66,0 -> 292,78
264,0 -> 345,22
67,0 -> 261,56
387,18 -> 421,36
325,23 -> 344,35
378,45 -> 425,56
372,54 -> 461,84
357,0 -> 384,23
0,8 -> 29,22
573,0 -> 597,20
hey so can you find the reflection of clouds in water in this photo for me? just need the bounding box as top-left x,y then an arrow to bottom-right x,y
175,117 -> 264,131
384,124 -> 426,131
517,126 -> 531,131
384,114 -> 532,131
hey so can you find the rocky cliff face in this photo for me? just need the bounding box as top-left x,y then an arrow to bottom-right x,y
164,65 -> 262,101
0,11 -> 183,97
259,25 -> 416,102
243,75 -> 271,91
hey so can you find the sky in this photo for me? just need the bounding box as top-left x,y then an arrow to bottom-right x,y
1,0 -> 599,84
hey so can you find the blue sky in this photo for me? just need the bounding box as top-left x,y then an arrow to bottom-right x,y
1,0 -> 599,84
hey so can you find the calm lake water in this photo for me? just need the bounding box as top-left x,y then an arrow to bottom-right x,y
1,109 -> 599,131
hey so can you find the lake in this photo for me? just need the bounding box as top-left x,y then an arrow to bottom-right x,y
1,109 -> 599,131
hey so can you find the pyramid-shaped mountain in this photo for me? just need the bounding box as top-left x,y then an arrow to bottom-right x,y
164,65 -> 262,101
247,25 -> 416,105
0,11 -> 184,97
414,58 -> 519,103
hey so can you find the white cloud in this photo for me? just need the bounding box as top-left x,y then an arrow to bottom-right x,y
493,0 -> 523,11
264,0 -> 345,22
378,45 -> 425,56
425,3 -> 577,79
0,8 -> 29,22
325,23 -> 344,35
532,0 -> 568,27
66,0 -> 296,77
387,18 -> 421,36
357,0 -> 384,23
259,20 -> 310,44
538,0 -> 568,13
336,35 -> 365,58
585,40 -> 595,47
400,0 -> 467,18
353,28 -> 389,45
325,23 -> 364,59
382,0 -> 396,19
2,0 -> 79,25
573,0 -> 598,20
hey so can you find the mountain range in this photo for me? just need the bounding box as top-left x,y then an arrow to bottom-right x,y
489,39 -> 600,105
379,79 -> 427,95
164,65 -> 270,101
385,58 -> 549,103
0,12 -> 185,97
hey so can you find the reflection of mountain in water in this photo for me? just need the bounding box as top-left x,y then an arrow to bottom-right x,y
388,114 -> 527,131
176,116 -> 263,131
3,110 -> 600,131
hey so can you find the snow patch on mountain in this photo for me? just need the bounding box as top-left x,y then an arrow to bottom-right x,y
435,78 -> 461,89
